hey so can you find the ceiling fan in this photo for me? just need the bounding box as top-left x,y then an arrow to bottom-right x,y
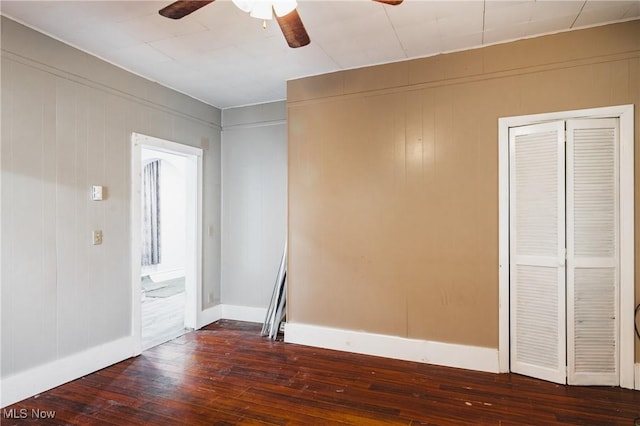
159,0 -> 403,49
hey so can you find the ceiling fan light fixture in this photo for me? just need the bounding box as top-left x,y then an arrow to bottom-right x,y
273,0 -> 297,17
249,2 -> 273,20
231,0 -> 253,13
160,0 -> 400,49
231,0 -> 298,20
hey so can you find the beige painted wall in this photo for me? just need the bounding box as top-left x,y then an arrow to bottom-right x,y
287,20 -> 640,361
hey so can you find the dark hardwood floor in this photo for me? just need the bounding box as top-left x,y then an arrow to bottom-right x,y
3,320 -> 639,425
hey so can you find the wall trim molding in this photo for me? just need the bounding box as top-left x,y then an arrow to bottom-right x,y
284,322 -> 500,374
220,305 -> 267,324
0,50 -> 221,130
288,51 -> 640,107
0,336 -> 134,409
222,119 -> 286,131
635,364 -> 640,391
197,304 -> 267,329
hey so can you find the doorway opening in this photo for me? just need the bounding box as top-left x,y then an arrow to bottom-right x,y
497,105 -> 635,389
131,133 -> 203,354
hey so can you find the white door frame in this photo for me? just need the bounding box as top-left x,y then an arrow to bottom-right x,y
498,105 -> 635,389
130,132 -> 203,355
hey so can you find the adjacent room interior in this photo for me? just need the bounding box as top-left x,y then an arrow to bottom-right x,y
140,146 -> 192,351
1,0 -> 639,423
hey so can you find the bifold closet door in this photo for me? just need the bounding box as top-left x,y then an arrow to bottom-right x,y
566,118 -> 619,386
509,121 -> 566,385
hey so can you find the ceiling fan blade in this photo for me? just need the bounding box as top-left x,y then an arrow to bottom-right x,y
159,0 -> 214,19
275,9 -> 310,48
372,0 -> 403,5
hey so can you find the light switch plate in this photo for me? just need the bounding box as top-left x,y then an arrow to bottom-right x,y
92,230 -> 103,245
92,185 -> 103,201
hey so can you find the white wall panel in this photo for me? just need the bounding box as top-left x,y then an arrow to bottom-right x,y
86,86 -> 107,347
7,62 -> 59,373
102,93 -> 132,342
0,16 -> 222,388
54,76 -> 87,359
41,64 -> 58,368
146,105 -> 223,309
221,102 -> 287,309
1,59 -> 14,377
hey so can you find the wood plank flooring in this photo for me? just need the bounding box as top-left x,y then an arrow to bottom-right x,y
3,320 -> 639,425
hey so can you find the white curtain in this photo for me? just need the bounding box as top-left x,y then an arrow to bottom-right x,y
142,160 -> 161,266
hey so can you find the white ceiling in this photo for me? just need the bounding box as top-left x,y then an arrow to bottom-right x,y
2,0 -> 639,109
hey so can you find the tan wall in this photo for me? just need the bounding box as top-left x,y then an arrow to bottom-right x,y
287,20 -> 640,362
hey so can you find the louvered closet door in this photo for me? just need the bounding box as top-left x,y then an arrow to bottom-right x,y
566,118 -> 619,386
509,121 -> 566,384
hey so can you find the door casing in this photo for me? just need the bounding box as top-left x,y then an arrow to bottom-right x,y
130,132 -> 203,355
497,105 -> 635,389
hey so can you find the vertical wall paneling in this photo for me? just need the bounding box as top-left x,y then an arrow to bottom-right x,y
41,63 -> 58,366
1,16 -> 222,405
10,63 -> 56,372
1,58 -> 14,377
86,85 -> 107,347
103,93 -> 132,341
202,129 -> 222,310
221,102 -> 287,309
54,77 -> 83,358
287,20 -> 639,360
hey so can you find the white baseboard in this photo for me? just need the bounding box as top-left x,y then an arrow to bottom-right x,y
635,363 -> 640,391
197,304 -> 267,329
220,305 -> 267,324
285,322 -> 500,374
0,336 -> 133,408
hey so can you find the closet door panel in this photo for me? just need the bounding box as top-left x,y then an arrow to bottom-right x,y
567,118 -> 619,386
509,121 -> 566,384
